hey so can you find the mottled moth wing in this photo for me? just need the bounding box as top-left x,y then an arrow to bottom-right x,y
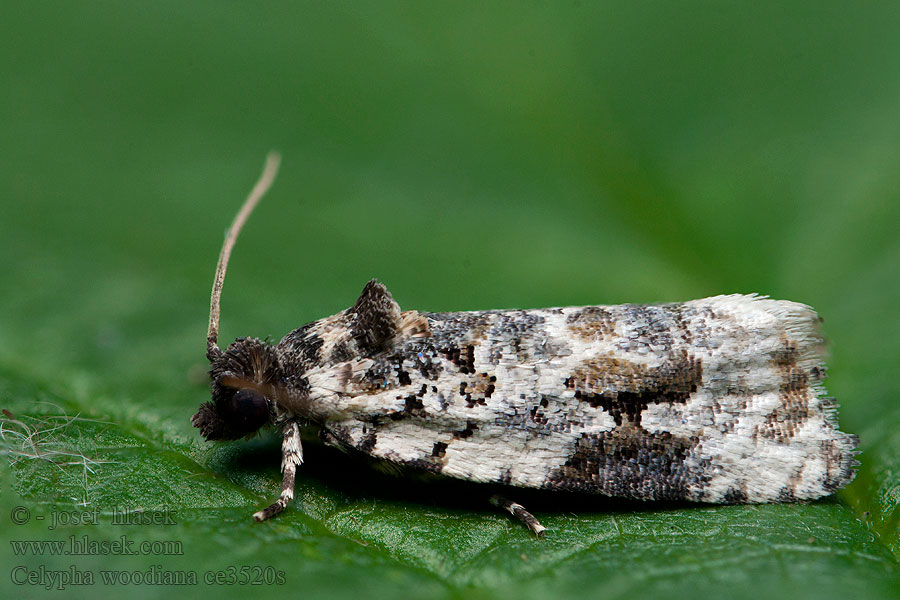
305,294 -> 856,503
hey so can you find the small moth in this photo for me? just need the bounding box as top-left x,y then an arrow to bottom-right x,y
192,153 -> 858,536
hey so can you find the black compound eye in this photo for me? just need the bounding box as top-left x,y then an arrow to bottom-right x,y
229,388 -> 269,432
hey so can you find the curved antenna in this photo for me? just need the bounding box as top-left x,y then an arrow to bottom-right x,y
207,151 -> 282,360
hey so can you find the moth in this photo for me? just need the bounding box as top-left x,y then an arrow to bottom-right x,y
192,153 -> 858,535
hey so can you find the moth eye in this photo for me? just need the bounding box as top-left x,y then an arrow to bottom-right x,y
230,388 -> 269,430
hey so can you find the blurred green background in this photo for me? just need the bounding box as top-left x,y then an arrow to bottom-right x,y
1,2 -> 899,599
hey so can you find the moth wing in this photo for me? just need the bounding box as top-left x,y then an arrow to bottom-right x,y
307,295 -> 859,504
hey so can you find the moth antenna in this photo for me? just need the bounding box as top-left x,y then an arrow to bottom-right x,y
207,151 -> 282,360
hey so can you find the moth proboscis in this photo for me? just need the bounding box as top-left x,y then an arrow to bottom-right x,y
192,153 -> 858,536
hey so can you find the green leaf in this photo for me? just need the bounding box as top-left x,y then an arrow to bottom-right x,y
1,2 -> 899,599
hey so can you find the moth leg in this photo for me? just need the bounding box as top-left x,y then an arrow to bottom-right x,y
253,420 -> 303,522
490,494 -> 546,537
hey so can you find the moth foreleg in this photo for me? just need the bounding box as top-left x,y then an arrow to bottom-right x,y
490,494 -> 546,537
253,420 -> 303,522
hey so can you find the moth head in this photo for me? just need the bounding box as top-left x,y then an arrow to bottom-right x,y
192,337 -> 281,440
195,152 -> 282,441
